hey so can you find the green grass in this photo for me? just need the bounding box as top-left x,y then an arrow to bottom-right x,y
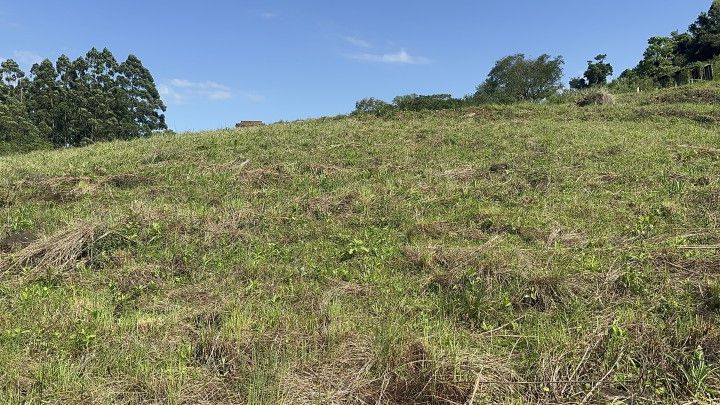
1,84 -> 720,403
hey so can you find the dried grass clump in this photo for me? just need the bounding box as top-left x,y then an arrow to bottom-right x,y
0,222 -> 107,279
576,89 -> 616,107
439,166 -> 478,181
282,340 -> 519,404
403,237 -> 502,273
191,334 -> 252,377
240,167 -> 290,187
306,163 -> 350,176
26,173 -> 151,203
282,339 -> 376,404
652,87 -> 720,104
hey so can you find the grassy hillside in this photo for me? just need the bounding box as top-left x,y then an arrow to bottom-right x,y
1,84 -> 719,404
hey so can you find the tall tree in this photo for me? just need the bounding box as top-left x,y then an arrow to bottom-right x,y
474,54 -> 564,103
0,59 -> 27,102
636,35 -> 686,87
570,54 -> 614,89
117,55 -> 167,138
584,54 -> 614,86
688,0 -> 720,61
27,59 -> 60,139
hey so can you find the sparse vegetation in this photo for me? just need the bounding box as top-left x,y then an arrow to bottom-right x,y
1,82 -> 720,403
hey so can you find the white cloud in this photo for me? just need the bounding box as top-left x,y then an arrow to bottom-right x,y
12,50 -> 43,66
343,36 -> 372,49
349,48 -> 430,65
166,79 -> 231,102
261,12 -> 277,19
0,50 -> 44,68
158,84 -> 185,103
240,91 -> 266,103
160,79 -> 263,104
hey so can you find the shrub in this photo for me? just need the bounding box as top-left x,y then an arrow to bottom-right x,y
352,98 -> 395,117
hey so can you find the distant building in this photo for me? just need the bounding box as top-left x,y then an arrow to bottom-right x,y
236,121 -> 265,128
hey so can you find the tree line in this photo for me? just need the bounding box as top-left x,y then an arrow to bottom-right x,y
353,1 -> 720,115
0,48 -> 166,154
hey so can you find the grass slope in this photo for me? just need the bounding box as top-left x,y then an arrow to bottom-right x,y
1,84 -> 720,404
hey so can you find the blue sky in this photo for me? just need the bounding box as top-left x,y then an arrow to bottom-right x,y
0,0 -> 712,131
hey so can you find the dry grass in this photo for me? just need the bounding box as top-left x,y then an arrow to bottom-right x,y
576,89 -> 616,107
0,222 -> 107,281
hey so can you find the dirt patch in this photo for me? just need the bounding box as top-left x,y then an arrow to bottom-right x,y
489,163 -> 510,173
652,249 -> 720,277
0,231 -> 37,253
527,171 -> 551,191
302,193 -> 358,218
107,174 -> 152,189
478,219 -> 543,242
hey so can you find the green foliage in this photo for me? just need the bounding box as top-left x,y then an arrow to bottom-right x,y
392,93 -> 461,111
688,0 -> 720,62
0,95 -> 49,154
352,97 -> 394,117
0,48 -> 166,154
619,2 -> 720,89
569,77 -> 588,90
571,54 -> 614,89
610,69 -> 656,93
635,34 -> 690,87
474,54 -> 564,103
352,93 -> 463,116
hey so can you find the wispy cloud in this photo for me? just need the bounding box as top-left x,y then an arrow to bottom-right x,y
158,84 -> 183,103
260,12 -> 277,19
0,12 -> 21,29
0,50 -> 44,68
343,36 -> 372,49
160,79 -> 232,103
240,91 -> 266,103
159,79 -> 265,104
348,48 -> 430,65
12,50 -> 44,66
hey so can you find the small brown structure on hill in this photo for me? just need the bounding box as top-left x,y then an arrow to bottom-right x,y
236,121 -> 265,128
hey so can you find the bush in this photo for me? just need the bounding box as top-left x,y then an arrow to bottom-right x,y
576,89 -> 616,107
392,94 -> 461,112
352,98 -> 395,117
